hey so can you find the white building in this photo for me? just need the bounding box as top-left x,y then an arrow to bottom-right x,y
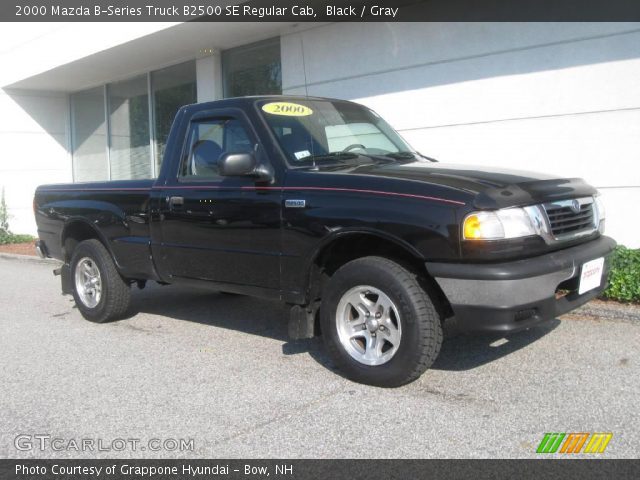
1,22 -> 638,246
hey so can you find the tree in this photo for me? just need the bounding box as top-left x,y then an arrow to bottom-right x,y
0,187 -> 9,235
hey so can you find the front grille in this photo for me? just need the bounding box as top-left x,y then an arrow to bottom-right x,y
543,198 -> 595,239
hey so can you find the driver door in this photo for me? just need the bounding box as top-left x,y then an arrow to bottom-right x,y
155,112 -> 281,291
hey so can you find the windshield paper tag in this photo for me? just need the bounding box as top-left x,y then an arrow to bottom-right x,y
294,150 -> 311,160
262,102 -> 313,117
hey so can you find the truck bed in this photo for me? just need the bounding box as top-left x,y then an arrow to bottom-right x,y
35,179 -> 156,280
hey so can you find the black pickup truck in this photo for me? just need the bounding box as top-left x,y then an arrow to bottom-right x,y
34,96 -> 615,386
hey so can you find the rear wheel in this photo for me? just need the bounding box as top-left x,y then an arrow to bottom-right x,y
70,239 -> 131,323
321,256 -> 442,387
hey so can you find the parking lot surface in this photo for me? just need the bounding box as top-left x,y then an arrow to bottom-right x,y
1,256 -> 638,458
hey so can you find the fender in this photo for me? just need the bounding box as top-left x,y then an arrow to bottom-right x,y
58,218 -> 117,296
61,217 -> 118,266
300,227 -> 427,303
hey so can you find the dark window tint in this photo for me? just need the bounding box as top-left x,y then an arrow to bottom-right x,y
180,119 -> 253,180
222,38 -> 281,97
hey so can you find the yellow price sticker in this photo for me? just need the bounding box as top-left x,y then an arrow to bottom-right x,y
262,102 -> 313,117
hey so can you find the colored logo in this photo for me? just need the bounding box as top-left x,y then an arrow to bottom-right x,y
536,432 -> 612,454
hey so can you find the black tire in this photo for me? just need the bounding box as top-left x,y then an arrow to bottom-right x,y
320,256 -> 443,387
70,239 -> 131,323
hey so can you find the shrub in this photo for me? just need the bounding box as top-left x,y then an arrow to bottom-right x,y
602,246 -> 640,303
0,187 -> 36,245
0,233 -> 35,245
0,187 -> 8,235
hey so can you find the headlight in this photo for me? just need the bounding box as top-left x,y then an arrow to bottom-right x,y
594,194 -> 606,233
462,208 -> 536,240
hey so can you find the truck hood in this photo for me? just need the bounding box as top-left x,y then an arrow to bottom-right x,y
343,160 -> 598,209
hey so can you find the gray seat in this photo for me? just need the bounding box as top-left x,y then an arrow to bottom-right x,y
191,140 -> 223,177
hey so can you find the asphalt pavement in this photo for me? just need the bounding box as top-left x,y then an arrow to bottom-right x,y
0,256 -> 638,458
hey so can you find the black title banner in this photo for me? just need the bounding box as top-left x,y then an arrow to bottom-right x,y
1,459 -> 640,480
4,0 -> 640,22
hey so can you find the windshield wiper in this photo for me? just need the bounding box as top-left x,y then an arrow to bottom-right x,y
416,151 -> 438,162
310,151 -> 359,159
382,151 -> 438,162
293,151 -> 360,169
384,151 -> 417,160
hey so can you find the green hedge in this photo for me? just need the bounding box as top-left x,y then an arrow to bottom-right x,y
0,232 -> 35,245
602,246 -> 640,303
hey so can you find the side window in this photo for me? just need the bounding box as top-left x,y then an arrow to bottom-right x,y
179,118 -> 253,180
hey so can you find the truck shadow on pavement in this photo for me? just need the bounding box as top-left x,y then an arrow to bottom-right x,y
431,319 -> 560,371
125,283 -> 560,373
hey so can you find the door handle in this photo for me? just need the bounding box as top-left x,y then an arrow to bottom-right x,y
168,196 -> 184,209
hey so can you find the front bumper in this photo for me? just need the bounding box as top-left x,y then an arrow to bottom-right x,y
426,236 -> 617,334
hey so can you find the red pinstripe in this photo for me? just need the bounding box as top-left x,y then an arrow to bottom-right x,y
39,185 -> 465,206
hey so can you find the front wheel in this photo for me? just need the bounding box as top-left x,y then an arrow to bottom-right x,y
321,256 -> 443,387
70,239 -> 131,323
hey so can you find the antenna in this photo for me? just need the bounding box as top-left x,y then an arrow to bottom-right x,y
300,33 -> 309,98
299,32 -> 315,168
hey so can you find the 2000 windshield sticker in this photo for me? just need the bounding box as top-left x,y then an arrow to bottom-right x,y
262,102 -> 313,117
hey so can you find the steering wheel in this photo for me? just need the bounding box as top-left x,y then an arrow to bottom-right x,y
342,144 -> 366,152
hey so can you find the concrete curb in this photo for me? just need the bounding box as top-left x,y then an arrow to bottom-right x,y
0,252 -> 61,265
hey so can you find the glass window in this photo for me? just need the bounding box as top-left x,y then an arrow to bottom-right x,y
70,61 -> 198,182
152,61 -> 197,172
71,87 -> 108,182
180,118 -> 253,180
325,123 -> 398,153
222,37 -> 282,98
258,99 -> 414,167
108,75 -> 151,180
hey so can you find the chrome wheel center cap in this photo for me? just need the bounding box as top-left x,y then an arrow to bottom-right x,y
365,317 -> 379,332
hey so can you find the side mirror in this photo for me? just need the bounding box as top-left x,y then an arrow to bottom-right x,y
218,151 -> 274,183
218,152 -> 257,176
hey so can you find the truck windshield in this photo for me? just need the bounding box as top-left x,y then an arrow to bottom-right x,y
257,99 -> 417,167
